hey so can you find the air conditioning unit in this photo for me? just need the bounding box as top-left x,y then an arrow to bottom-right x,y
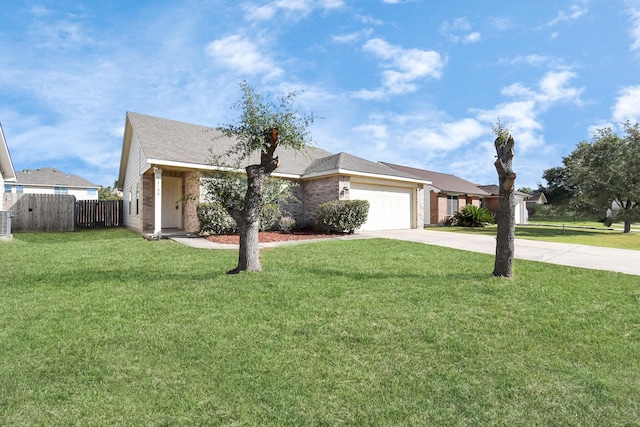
0,210 -> 14,240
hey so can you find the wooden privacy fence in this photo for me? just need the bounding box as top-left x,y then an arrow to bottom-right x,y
4,193 -> 75,232
2,194 -> 123,232
75,200 -> 123,228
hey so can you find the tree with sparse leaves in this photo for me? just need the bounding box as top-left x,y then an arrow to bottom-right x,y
562,122 -> 640,233
213,81 -> 314,274
492,120 -> 516,278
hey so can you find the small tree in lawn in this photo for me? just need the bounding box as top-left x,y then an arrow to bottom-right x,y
216,81 -> 314,274
492,120 -> 516,278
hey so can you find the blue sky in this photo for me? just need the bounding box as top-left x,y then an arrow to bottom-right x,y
1,0 -> 640,189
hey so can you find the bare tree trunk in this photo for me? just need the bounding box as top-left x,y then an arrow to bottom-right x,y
228,129 -> 280,274
624,219 -> 631,234
493,135 -> 516,278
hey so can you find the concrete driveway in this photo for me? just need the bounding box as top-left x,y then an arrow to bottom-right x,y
361,229 -> 640,276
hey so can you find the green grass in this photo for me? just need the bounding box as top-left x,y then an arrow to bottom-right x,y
2,229 -> 640,426
435,223 -> 640,250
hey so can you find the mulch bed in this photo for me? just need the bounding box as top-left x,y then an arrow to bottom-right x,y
204,229 -> 343,245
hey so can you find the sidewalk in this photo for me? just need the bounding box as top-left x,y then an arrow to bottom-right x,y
360,229 -> 640,276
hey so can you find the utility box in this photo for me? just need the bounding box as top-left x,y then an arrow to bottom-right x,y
0,210 -> 14,240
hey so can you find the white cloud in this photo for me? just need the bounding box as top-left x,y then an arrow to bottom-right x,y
242,0 -> 344,21
543,1 -> 589,27
504,54 -> 561,67
501,70 -> 583,107
441,18 -> 481,44
403,118 -> 487,151
488,17 -> 512,31
464,32 -> 481,43
332,29 -> 373,44
629,8 -> 640,50
356,38 -> 445,98
612,85 -> 640,123
205,35 -> 283,80
475,70 -> 583,152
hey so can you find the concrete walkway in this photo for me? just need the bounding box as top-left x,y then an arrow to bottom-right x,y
171,229 -> 640,276
359,229 -> 640,277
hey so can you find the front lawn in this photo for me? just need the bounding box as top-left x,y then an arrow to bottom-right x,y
1,229 -> 639,426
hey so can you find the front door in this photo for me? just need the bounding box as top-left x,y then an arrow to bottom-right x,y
161,177 -> 182,229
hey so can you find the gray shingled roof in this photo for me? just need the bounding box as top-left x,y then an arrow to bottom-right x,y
381,162 -> 489,196
305,152 -> 426,181
15,167 -> 99,187
126,111 -> 333,176
125,112 -> 428,182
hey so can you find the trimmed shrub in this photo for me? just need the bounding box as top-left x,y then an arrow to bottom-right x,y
259,204 -> 281,232
278,216 -> 296,233
448,204 -> 494,227
317,200 -> 370,234
197,202 -> 237,235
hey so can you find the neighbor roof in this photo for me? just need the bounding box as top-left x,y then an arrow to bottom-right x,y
120,112 -> 429,185
15,167 -> 99,188
477,184 -> 532,198
381,162 -> 489,196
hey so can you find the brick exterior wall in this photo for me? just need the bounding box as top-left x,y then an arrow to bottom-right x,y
302,176 -> 345,228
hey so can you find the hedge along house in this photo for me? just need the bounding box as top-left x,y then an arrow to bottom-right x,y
118,112 -> 428,237
381,162 -> 491,225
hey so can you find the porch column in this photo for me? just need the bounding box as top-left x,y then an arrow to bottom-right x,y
154,167 -> 162,236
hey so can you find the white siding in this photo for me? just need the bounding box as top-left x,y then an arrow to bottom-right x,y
123,131 -> 149,231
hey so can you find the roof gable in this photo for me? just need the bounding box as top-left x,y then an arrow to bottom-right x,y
382,162 -> 489,196
0,123 -> 16,182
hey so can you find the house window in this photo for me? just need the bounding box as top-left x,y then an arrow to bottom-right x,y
54,187 -> 68,195
135,186 -> 139,215
447,195 -> 458,216
128,190 -> 132,215
4,184 -> 12,193
16,185 -> 23,194
87,188 -> 97,197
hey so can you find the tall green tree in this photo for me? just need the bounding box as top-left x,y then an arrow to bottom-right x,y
538,166 -> 574,207
492,120 -> 516,278
563,122 -> 640,233
214,81 -> 314,273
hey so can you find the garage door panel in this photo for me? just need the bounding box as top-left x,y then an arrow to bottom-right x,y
350,183 -> 412,231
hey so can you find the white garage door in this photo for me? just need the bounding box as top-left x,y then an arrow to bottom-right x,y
349,183 -> 412,231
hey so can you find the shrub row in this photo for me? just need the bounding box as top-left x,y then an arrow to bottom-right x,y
197,202 -> 295,235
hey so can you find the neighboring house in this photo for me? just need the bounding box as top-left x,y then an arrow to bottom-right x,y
476,185 -> 529,224
525,192 -> 547,215
380,163 -> 490,225
7,167 -> 100,200
0,122 -> 17,211
117,112 -> 429,236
